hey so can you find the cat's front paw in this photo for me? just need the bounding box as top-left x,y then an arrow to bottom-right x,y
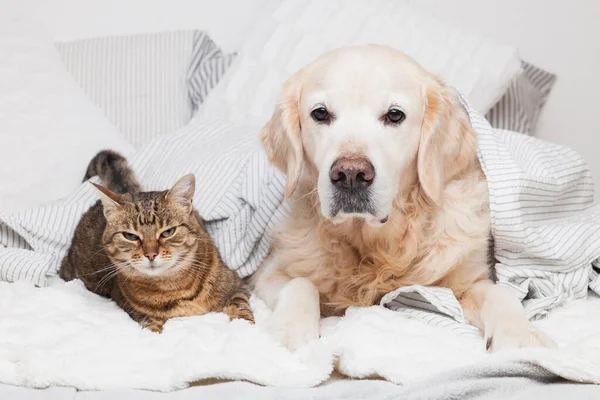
268,308 -> 320,351
224,304 -> 255,324
141,317 -> 166,333
486,323 -> 556,352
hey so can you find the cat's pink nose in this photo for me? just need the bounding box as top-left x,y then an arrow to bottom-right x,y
145,252 -> 157,261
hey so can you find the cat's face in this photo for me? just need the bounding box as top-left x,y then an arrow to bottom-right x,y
95,174 -> 202,277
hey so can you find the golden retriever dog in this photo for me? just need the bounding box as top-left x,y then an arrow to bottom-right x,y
252,45 -> 555,352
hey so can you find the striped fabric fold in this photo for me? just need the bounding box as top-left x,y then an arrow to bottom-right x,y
474,102 -> 600,318
485,61 -> 557,135
381,286 -> 480,336
187,31 -> 237,108
0,222 -> 30,250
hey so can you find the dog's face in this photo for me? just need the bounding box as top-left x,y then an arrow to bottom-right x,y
261,45 -> 470,226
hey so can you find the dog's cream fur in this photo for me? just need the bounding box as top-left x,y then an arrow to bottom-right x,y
252,45 -> 554,352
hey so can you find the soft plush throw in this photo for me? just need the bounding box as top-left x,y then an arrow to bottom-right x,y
0,280 -> 599,391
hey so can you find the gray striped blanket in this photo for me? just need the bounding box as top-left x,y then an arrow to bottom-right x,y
0,118 -> 288,286
1,98 -> 600,324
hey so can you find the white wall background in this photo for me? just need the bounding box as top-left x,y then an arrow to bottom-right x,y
3,0 -> 600,196
0,0 -> 272,52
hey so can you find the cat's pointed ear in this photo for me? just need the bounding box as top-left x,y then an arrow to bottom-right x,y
91,183 -> 122,218
167,174 -> 195,213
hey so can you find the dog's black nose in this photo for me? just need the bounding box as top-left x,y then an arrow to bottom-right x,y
330,155 -> 375,190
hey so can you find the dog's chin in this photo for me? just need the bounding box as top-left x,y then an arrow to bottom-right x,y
319,191 -> 391,228
323,206 -> 389,228
328,210 -> 390,228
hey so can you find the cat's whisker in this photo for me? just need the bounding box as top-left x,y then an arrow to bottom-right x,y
173,256 -> 213,267
77,263 -> 119,277
98,265 -> 121,281
95,268 -> 121,292
181,267 -> 198,282
185,267 -> 207,282
178,259 -> 213,271
176,265 -> 207,279
184,265 -> 213,278
95,262 -> 128,289
121,264 -> 135,286
82,246 -> 112,263
174,256 -> 212,264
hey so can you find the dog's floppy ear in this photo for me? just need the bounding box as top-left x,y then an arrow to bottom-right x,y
260,74 -> 304,199
417,78 -> 476,205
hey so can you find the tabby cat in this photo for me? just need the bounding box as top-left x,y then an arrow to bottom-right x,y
59,150 -> 254,332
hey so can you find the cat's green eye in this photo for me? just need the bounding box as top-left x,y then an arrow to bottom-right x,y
160,227 -> 176,238
122,232 -> 140,241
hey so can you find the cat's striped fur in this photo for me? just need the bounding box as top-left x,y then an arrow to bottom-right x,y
59,150 -> 254,332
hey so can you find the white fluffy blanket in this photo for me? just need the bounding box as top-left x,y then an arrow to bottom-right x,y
1,279 -> 599,391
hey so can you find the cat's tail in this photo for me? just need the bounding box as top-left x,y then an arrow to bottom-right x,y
84,150 -> 143,194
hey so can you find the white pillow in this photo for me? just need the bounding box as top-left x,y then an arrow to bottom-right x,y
55,31 -> 197,149
0,18 -> 133,214
201,0 -> 522,124
55,31 -> 234,149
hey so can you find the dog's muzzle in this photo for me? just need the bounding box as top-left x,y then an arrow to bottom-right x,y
329,154 -> 376,216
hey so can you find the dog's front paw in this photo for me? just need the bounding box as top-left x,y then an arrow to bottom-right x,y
486,324 -> 556,352
268,309 -> 320,351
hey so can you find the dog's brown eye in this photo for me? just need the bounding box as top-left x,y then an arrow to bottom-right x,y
311,107 -> 330,123
160,227 -> 176,238
385,108 -> 406,124
122,232 -> 139,241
